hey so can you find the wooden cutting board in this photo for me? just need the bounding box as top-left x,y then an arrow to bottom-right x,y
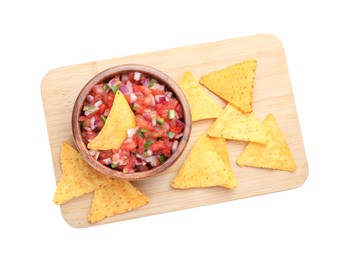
41,34 -> 308,228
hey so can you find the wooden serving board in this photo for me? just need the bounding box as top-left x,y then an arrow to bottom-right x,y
41,34 -> 308,228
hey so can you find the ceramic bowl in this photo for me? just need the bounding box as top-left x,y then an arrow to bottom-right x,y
72,64 -> 191,180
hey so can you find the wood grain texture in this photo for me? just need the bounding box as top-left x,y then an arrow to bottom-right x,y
41,34 -> 308,228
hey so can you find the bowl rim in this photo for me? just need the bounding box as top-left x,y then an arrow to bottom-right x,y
72,64 -> 191,181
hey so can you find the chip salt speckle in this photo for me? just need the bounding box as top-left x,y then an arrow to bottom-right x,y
179,71 -> 222,122
53,143 -> 111,205
208,104 -> 267,144
88,179 -> 149,223
236,114 -> 297,172
171,134 -> 237,189
199,60 -> 257,113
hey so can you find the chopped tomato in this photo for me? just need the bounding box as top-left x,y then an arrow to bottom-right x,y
98,104 -> 106,114
123,154 -> 136,173
144,95 -> 153,107
84,130 -> 97,142
120,139 -> 137,152
80,71 -> 185,173
136,115 -> 151,130
150,88 -> 163,96
136,85 -> 152,96
98,150 -> 113,160
104,92 -> 115,109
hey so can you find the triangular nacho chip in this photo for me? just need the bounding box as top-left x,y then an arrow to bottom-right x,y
171,134 -> 237,189
179,71 -> 222,121
236,114 -> 297,172
88,179 -> 149,223
88,90 -> 136,150
53,143 -> 111,205
208,104 -> 267,144
199,60 -> 257,113
209,137 -> 238,188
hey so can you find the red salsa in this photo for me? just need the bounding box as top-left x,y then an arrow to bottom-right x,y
79,71 -> 185,174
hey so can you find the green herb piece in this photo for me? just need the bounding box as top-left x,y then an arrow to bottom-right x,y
144,140 -> 153,149
112,84 -> 119,94
168,110 -> 175,119
100,115 -> 106,122
132,103 -> 140,112
137,130 -> 145,138
167,131 -> 175,139
111,163 -> 118,168
148,81 -> 155,88
83,105 -> 94,111
140,128 -> 148,133
156,117 -> 164,125
159,155 -> 166,163
103,85 -> 109,91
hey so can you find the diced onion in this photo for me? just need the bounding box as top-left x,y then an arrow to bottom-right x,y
94,100 -> 103,107
155,95 -> 166,103
136,153 -> 145,160
176,119 -> 185,128
121,74 -> 129,81
130,93 -> 137,103
119,84 -> 128,93
144,155 -> 157,163
90,117 -> 96,131
143,78 -> 149,87
119,81 -> 133,94
108,78 -> 116,88
151,117 -> 156,126
164,121 -> 170,131
150,94 -> 155,106
103,109 -> 110,117
172,140 -> 179,153
147,149 -> 153,156
87,94 -> 94,102
127,128 -> 136,138
152,82 -> 165,91
126,80 -> 133,93
89,150 -> 98,156
175,133 -> 184,139
135,157 -> 145,166
142,112 -> 151,122
134,72 -> 141,81
144,155 -> 159,166
102,158 -> 112,165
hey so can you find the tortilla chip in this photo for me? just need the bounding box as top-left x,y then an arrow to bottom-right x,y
199,60 -> 257,113
208,104 -> 267,144
209,137 -> 238,188
88,90 -> 136,150
236,114 -> 297,172
171,134 -> 237,189
88,179 -> 149,223
53,143 -> 111,205
179,71 -> 222,121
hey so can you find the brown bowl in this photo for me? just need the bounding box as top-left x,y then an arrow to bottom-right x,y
72,64 -> 191,181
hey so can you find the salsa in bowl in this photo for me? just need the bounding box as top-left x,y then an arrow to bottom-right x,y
72,64 -> 191,180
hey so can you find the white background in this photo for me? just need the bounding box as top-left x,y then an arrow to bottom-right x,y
1,1 -> 348,259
